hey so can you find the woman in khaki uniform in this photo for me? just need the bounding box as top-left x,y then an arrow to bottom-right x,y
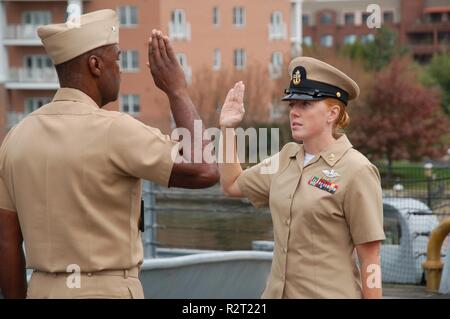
218,57 -> 385,299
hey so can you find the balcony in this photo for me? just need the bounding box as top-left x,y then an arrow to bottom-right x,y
168,22 -> 191,41
7,68 -> 59,90
2,25 -> 42,46
268,23 -> 287,41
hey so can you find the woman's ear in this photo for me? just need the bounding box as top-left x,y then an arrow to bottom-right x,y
327,104 -> 340,124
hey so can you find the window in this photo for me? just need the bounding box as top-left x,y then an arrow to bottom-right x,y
383,11 -> 394,23
302,14 -> 309,26
119,6 -> 138,26
361,33 -> 375,44
344,13 -> 354,25
22,11 -> 51,25
271,11 -> 283,26
303,36 -> 312,46
24,55 -> 52,70
213,49 -> 221,70
120,95 -> 140,115
121,50 -> 139,72
320,12 -> 332,25
362,12 -> 371,25
176,53 -> 192,83
23,55 -> 54,81
269,52 -> 283,79
25,97 -> 51,113
269,11 -> 285,40
233,7 -> 245,27
213,6 -> 220,26
170,9 -> 190,40
271,52 -> 283,67
320,35 -> 333,47
343,34 -> 357,45
234,49 -> 246,70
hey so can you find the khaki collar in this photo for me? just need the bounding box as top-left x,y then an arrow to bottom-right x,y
53,88 -> 100,110
288,134 -> 353,167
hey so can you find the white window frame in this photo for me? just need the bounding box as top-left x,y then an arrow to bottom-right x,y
213,6 -> 220,26
22,11 -> 51,25
25,97 -> 51,113
269,52 -> 283,79
233,7 -> 245,27
24,55 -> 52,70
119,6 -> 138,27
234,49 -> 246,70
121,50 -> 139,72
213,49 -> 221,71
120,94 -> 140,115
320,35 -> 333,47
269,11 -> 286,40
170,9 -> 191,40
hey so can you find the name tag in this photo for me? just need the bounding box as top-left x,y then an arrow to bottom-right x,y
308,176 -> 338,194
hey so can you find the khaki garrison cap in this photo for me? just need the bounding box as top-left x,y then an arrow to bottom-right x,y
37,9 -> 119,65
282,57 -> 360,105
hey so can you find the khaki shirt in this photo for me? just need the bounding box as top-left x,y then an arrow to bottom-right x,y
237,134 -> 385,298
0,88 -> 178,273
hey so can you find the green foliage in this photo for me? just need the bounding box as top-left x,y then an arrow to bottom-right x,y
341,27 -> 409,71
425,53 -> 450,114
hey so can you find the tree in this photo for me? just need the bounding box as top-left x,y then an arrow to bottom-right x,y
425,53 -> 450,115
348,58 -> 450,171
341,27 -> 409,71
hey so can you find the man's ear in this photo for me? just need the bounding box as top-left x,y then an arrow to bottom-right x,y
87,55 -> 102,78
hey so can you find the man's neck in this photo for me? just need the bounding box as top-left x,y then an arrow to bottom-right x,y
59,83 -> 103,108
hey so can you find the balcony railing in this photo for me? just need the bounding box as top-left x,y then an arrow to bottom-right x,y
3,25 -> 42,45
168,22 -> 191,41
268,23 -> 287,41
9,68 -> 58,83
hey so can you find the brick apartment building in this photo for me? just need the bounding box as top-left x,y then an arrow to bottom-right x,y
0,0 -> 449,140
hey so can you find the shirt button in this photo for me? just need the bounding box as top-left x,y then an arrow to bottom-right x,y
87,272 -> 92,277
283,248 -> 287,253
285,219 -> 290,226
288,194 -> 292,199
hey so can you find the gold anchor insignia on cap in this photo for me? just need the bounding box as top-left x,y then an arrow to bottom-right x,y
292,70 -> 301,86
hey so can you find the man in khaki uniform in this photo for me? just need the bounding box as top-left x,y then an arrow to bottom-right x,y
0,9 -> 218,299
219,59 -> 385,298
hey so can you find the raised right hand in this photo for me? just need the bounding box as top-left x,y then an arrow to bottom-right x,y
147,29 -> 187,97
